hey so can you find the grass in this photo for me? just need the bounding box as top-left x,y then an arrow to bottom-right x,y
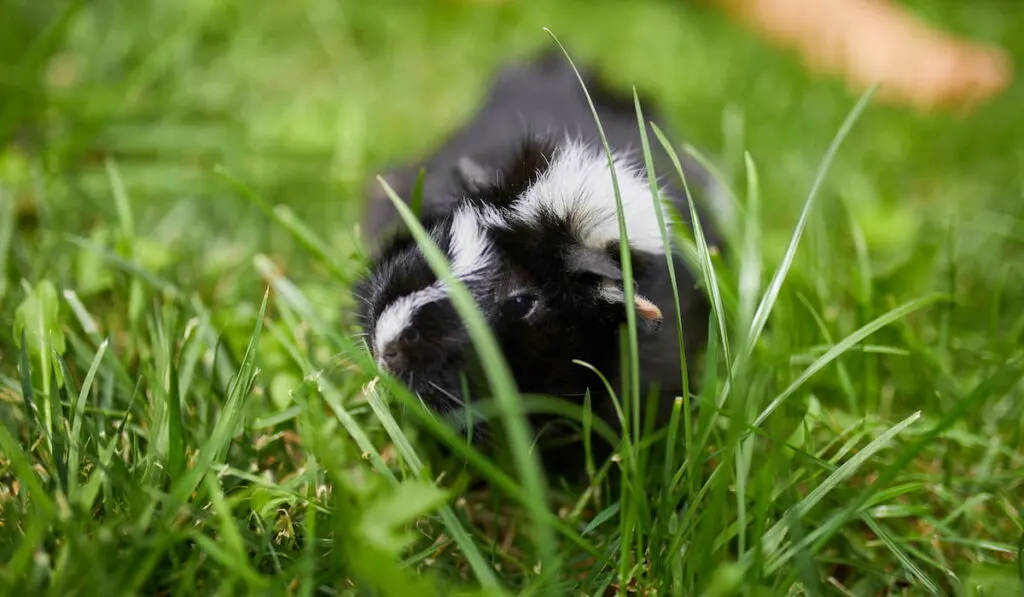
2,0 -> 1024,594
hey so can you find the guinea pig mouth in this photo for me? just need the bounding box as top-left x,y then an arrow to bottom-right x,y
404,359 -> 491,414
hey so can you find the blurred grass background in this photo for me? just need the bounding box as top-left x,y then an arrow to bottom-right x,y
2,0 -> 1023,595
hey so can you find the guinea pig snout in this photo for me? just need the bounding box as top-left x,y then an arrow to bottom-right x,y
377,330 -> 420,374
379,342 -> 406,373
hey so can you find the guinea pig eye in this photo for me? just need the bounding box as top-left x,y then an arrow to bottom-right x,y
506,292 -> 539,319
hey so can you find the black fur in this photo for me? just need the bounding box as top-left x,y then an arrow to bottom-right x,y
357,50 -> 721,482
459,135 -> 559,209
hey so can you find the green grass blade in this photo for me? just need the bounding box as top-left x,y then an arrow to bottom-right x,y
762,410 -> 922,566
741,86 -> 878,365
752,294 -> 945,430
738,152 -> 762,333
202,474 -> 269,589
364,381 -> 502,590
0,187 -> 12,302
67,337 -> 108,498
633,88 -> 691,429
651,124 -> 732,377
166,288 -> 269,509
861,513 -> 944,595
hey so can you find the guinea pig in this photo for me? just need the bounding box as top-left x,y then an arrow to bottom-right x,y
356,49 -> 726,478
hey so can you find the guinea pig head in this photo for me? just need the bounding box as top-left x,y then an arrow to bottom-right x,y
359,135 -> 672,426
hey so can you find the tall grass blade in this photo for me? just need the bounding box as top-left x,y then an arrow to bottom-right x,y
742,86 -> 878,366
364,381 -> 502,590
651,124 -> 732,377
752,294 -> 944,430
68,338 -> 108,498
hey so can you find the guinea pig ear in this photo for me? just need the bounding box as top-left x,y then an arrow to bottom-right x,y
566,246 -> 622,280
455,156 -> 491,191
567,246 -> 664,333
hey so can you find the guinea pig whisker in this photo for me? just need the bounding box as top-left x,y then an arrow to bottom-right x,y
346,287 -> 372,302
414,392 -> 435,417
427,381 -> 466,408
408,374 -> 429,412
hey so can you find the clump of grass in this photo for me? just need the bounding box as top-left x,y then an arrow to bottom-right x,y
2,1 -> 1023,595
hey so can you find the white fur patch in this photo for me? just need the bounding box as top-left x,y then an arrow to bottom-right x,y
511,140 -> 670,254
474,204 -> 510,230
374,286 -> 447,357
373,207 -> 496,358
449,206 -> 494,279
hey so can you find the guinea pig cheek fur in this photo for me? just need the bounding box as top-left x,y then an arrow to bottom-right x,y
494,295 -> 619,396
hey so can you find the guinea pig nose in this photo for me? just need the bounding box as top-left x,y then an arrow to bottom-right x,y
380,343 -> 406,373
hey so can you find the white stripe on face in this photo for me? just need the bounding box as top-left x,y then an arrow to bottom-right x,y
372,206 -> 498,358
373,286 -> 447,357
511,140 -> 670,254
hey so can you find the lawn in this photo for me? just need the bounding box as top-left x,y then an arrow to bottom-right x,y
2,0 -> 1023,595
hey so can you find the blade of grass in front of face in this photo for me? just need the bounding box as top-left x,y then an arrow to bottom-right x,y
651,125 -> 732,378
751,293 -> 944,430
546,40 -> 645,573
632,92 -> 694,555
378,177 -> 559,585
254,254 -> 594,560
410,166 -> 426,219
632,90 -> 691,407
741,86 -> 878,371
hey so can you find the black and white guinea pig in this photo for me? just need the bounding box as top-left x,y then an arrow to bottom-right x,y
356,49 -> 726,469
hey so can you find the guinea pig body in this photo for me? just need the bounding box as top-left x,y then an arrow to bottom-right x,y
358,50 -> 724,476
